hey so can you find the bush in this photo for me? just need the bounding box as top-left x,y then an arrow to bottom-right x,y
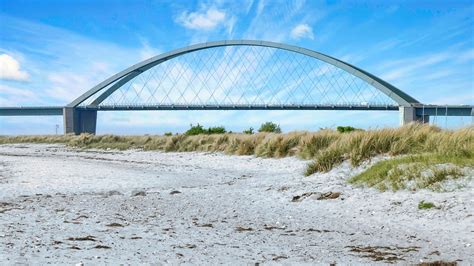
164,132 -> 173,136
336,126 -> 360,133
185,124 -> 206,135
243,127 -> 254,134
258,122 -> 281,133
185,124 -> 226,135
207,126 -> 226,134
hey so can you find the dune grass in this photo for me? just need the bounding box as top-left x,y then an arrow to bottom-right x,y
306,125 -> 473,174
1,124 -> 472,191
348,154 -> 472,191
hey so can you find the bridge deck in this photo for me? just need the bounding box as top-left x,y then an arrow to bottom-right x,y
0,107 -> 63,116
413,105 -> 473,116
87,104 -> 401,111
0,105 -> 472,116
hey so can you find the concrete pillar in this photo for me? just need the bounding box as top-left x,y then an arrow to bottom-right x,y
399,106 -> 429,126
63,107 -> 75,134
63,107 -> 97,135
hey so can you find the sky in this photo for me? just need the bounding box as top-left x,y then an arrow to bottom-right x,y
0,0 -> 473,135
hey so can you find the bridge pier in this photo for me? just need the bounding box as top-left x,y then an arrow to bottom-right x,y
399,106 -> 429,125
63,107 -> 97,135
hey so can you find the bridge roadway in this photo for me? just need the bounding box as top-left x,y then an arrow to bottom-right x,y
0,104 -> 473,116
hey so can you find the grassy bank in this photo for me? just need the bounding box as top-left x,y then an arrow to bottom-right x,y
1,124 -> 473,191
349,154 -> 473,191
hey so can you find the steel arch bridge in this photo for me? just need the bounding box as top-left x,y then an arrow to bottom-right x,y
1,40 -> 472,134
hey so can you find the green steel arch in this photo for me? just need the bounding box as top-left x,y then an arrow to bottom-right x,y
68,40 -> 419,108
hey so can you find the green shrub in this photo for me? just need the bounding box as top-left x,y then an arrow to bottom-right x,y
164,132 -> 173,136
336,126 -> 360,133
185,124 -> 206,135
258,122 -> 281,133
243,127 -> 254,134
207,126 -> 226,134
185,124 -> 226,135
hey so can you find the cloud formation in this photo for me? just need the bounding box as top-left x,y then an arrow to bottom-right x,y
290,24 -> 314,40
0,54 -> 29,81
177,7 -> 226,30
0,84 -> 36,106
139,40 -> 162,60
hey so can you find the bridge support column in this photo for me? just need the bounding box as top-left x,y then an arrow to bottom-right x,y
63,107 -> 97,135
399,106 -> 429,126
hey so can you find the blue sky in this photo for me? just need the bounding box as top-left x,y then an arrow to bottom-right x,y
0,0 -> 473,134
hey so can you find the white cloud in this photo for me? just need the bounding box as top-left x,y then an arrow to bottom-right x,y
244,0 -> 255,14
0,16 -> 164,106
0,54 -> 29,81
379,52 -> 451,81
225,16 -> 237,36
47,72 -> 91,102
456,49 -> 474,63
244,0 -> 305,42
372,47 -> 474,105
139,40 -> 162,60
256,0 -> 266,16
177,7 -> 226,31
46,59 -> 115,103
430,93 -> 474,105
290,24 -> 314,40
0,84 -> 36,106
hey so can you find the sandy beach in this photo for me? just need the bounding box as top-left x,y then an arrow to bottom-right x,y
0,144 -> 472,264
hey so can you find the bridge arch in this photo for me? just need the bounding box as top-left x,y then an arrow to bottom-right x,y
68,40 -> 419,108
2,40 -> 472,135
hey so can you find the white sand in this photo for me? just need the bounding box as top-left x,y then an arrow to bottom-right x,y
0,144 -> 472,264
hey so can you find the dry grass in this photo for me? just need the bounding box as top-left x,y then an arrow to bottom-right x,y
306,125 -> 473,175
0,134 -> 74,144
1,124 -> 473,187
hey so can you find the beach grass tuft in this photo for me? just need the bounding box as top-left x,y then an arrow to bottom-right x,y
418,200 -> 437,210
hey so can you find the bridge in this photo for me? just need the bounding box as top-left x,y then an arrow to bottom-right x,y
1,40 -> 473,134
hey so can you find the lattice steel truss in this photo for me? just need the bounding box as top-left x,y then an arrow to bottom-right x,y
73,41 -> 416,109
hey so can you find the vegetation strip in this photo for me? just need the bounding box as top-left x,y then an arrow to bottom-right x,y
1,124 -> 472,191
